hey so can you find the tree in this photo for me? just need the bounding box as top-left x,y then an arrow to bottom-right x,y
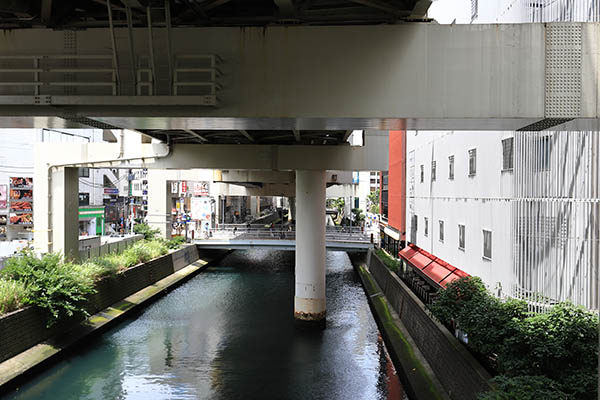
366,189 -> 380,214
351,208 -> 365,225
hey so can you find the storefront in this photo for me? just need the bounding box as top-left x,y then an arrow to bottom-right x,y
78,206 -> 105,236
380,225 -> 402,257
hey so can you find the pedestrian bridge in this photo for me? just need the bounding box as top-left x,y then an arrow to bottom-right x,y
195,226 -> 373,252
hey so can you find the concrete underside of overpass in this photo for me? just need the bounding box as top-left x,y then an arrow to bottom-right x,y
0,23 -> 597,134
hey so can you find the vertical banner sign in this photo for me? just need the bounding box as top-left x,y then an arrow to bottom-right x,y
0,185 -> 6,209
181,181 -> 188,194
193,182 -> 209,196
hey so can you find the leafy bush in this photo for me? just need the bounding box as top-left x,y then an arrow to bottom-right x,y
0,278 -> 30,315
478,375 -> 568,400
0,239 -> 171,324
133,223 -> 160,240
167,236 -> 186,249
430,277 -> 599,400
0,251 -> 96,326
374,248 -> 401,273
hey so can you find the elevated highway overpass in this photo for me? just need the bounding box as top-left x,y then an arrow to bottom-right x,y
6,0 -> 598,329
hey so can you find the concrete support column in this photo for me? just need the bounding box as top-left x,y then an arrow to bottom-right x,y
33,165 -> 79,259
147,169 -> 171,239
295,170 -> 326,329
289,197 -> 296,221
250,196 -> 259,219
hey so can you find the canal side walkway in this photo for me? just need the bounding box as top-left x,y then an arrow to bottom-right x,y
0,247 -> 230,394
349,249 -> 493,400
349,251 -> 449,400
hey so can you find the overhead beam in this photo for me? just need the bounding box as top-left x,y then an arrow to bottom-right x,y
238,130 -> 255,142
348,0 -> 410,17
0,24 -> 598,130
40,0 -> 52,24
91,0 -> 126,12
150,142 -> 389,171
120,0 -> 144,8
342,130 -> 353,143
184,129 -> 209,142
203,0 -> 234,11
274,0 -> 297,17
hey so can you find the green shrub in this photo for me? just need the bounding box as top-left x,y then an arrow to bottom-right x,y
167,236 -> 186,249
133,223 -> 161,240
478,375 -> 568,400
499,302 -> 599,399
0,251 -> 96,326
430,277 -> 599,400
0,278 -> 30,315
374,248 -> 401,273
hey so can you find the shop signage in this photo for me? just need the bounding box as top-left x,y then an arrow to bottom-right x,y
0,185 -> 6,209
193,182 -> 209,196
104,188 -> 119,195
191,197 -> 212,221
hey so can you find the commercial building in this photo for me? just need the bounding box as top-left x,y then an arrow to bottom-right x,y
380,131 -> 406,257
402,0 -> 600,310
0,128 -> 128,244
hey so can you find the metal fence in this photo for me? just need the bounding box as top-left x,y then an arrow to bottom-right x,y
78,234 -> 144,261
203,226 -> 371,243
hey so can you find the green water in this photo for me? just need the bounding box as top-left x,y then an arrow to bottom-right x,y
6,250 -> 406,400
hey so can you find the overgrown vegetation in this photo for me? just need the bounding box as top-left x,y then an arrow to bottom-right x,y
374,248 -> 401,273
0,278 -> 30,315
428,277 -> 599,400
366,189 -> 380,214
0,235 -> 185,325
351,208 -> 365,224
1,251 -> 96,326
133,223 -> 161,240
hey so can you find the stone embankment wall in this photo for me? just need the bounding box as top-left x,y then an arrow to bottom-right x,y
362,251 -> 493,400
0,245 -> 200,363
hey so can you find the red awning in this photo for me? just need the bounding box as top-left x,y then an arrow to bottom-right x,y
398,244 -> 470,288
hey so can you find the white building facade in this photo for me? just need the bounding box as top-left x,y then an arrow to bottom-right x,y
408,0 -> 600,310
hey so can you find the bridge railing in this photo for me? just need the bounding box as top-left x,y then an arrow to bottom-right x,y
202,226 -> 371,242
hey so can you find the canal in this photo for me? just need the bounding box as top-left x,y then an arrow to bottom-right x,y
6,250 -> 406,400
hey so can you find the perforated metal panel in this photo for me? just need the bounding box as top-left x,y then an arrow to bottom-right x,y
545,24 -> 582,118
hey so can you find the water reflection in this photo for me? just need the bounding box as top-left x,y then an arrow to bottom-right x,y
7,250 -> 406,400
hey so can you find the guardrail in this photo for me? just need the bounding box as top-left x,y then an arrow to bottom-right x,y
0,55 -> 117,96
203,227 -> 371,242
78,234 -> 144,261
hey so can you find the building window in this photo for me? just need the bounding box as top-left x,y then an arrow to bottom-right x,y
458,224 -> 465,250
536,135 -> 551,171
431,161 -> 436,181
424,217 -> 428,237
79,167 -> 90,178
448,155 -> 454,180
471,0 -> 478,22
439,220 -> 444,242
468,148 -> 477,176
420,164 -> 424,183
502,137 -> 514,171
483,230 -> 492,260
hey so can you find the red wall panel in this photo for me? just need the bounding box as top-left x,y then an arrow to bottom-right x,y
388,130 -> 405,239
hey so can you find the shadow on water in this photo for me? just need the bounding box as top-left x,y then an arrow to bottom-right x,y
6,249 -> 406,400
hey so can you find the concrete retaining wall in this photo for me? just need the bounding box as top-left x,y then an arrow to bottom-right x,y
78,234 -> 144,261
0,244 -> 201,364
367,251 -> 493,400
